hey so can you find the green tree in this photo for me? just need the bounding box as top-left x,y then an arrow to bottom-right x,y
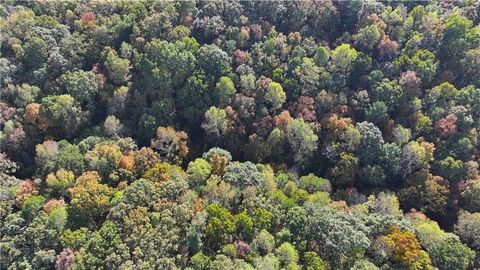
329,152 -> 358,187
264,81 -> 286,112
57,70 -> 98,106
206,204 -> 236,250
395,49 -> 438,85
223,161 -> 263,189
305,202 -> 370,269
365,101 -> 389,124
250,229 -> 275,256
461,178 -> 480,212
187,158 -> 212,190
214,76 -> 236,105
299,173 -> 331,194
455,211 -> 480,250
103,48 -> 130,85
329,43 -> 358,74
23,36 -> 48,71
40,95 -> 85,138
5,83 -> 40,107
197,44 -> 231,80
202,106 -> 228,138
354,24 -> 381,51
235,211 -> 254,240
275,242 -> 299,267
176,71 -> 211,125
46,168 -> 75,196
314,46 -> 329,67
21,195 -> 46,220
285,119 -> 318,165
428,234 -> 474,270
190,252 -> 211,270
303,251 -> 327,270
73,221 -> 123,269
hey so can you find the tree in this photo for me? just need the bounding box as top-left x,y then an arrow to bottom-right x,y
84,142 -> 123,180
73,221 -> 123,269
253,253 -> 280,270
399,140 -> 434,179
235,211 -> 254,240
303,251 -> 327,270
136,114 -> 157,145
250,229 -> 275,256
21,195 -> 46,220
68,171 -> 115,227
461,178 -> 480,212
57,70 -> 98,106
329,43 -> 358,74
103,48 -> 130,85
394,49 -> 438,85
176,71 -> 211,125
23,36 -> 48,72
366,192 -> 403,217
299,173 -> 331,194
103,115 -> 124,138
292,57 -> 321,97
428,234 -> 474,270
365,101 -> 388,124
55,248 -> 74,270
285,119 -> 318,165
108,86 -> 128,117
370,78 -> 404,111
206,204 -> 236,250
35,140 -> 85,176
120,178 -> 158,208
380,226 -> 432,269
197,44 -> 231,80
251,208 -> 273,233
214,76 -> 236,105
187,158 -> 212,190
305,202 -> 370,269
137,37 -> 198,102
455,211 -> 480,250
329,152 -> 358,187
202,147 -> 232,176
421,176 -> 449,218
354,24 -> 382,51
203,175 -> 238,208
150,126 -> 189,165
5,83 -> 40,107
460,49 -> 480,86
223,161 -> 263,189
314,46 -> 329,67
399,71 -> 422,97
264,81 -> 286,112
45,168 -> 75,196
202,106 -> 228,138
275,242 -> 299,267
190,252 -> 211,270
436,156 -> 463,181
441,14 -> 475,63
356,121 -> 384,164
435,114 -> 457,137
143,162 -> 186,183
39,95 -> 85,138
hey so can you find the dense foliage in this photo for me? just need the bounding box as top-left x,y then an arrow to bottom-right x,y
1,0 -> 480,269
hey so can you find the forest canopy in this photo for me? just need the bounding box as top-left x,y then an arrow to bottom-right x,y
1,0 -> 480,269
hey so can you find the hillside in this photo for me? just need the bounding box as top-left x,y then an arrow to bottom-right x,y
1,1 -> 480,269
